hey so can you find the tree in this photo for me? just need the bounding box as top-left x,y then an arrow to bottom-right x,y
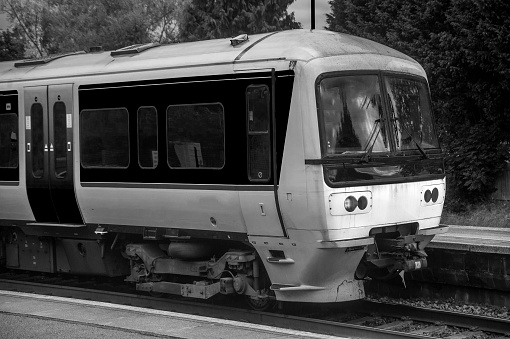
0,29 -> 25,61
2,0 -> 185,57
326,0 -> 510,203
2,0 -> 46,57
178,0 -> 301,42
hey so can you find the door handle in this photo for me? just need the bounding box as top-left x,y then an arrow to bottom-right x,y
44,144 -> 48,152
27,143 -> 31,152
67,142 -> 71,152
50,143 -> 54,152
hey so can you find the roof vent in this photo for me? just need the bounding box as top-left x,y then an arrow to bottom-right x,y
111,42 -> 160,57
89,46 -> 103,53
230,34 -> 249,47
14,51 -> 86,68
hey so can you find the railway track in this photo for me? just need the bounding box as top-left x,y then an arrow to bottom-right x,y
0,271 -> 508,339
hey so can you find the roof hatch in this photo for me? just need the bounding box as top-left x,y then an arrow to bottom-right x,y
110,42 -> 160,57
14,51 -> 86,68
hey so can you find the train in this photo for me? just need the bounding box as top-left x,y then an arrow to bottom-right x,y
0,29 -> 448,308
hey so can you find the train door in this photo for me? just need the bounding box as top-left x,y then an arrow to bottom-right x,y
24,85 -> 83,224
240,77 -> 286,237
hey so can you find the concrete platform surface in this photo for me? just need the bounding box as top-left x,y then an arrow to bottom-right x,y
432,225 -> 510,254
0,290 -> 344,339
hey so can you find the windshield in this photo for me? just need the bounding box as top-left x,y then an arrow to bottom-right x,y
319,75 -> 389,156
384,76 -> 439,151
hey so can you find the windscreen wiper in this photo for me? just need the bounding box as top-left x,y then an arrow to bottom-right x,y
395,118 -> 428,159
359,119 -> 380,163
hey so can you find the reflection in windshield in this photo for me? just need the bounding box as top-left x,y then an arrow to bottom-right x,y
319,75 -> 388,155
384,77 -> 439,151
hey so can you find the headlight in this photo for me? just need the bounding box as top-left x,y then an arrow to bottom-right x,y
421,184 -> 444,206
329,191 -> 372,215
344,196 -> 358,212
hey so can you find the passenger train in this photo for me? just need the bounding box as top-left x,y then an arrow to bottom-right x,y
0,30 -> 448,307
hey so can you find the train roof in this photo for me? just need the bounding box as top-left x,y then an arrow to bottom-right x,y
0,29 -> 417,84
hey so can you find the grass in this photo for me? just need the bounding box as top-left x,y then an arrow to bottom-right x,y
440,200 -> 510,228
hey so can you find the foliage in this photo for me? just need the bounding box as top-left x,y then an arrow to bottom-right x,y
441,199 -> 510,228
178,0 -> 301,42
2,0 -> 186,57
2,0 -> 46,57
326,0 -> 510,202
0,28 -> 25,61
3,0 -> 299,56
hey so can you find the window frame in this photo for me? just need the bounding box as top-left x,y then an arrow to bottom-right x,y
315,70 -> 439,158
137,106 -> 158,169
79,107 -> 130,169
0,112 -> 19,169
30,103 -> 45,178
166,102 -> 225,170
53,101 -> 68,178
245,84 -> 271,183
382,73 -> 440,152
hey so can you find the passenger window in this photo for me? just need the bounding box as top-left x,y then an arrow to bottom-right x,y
137,107 -> 158,169
246,85 -> 271,182
0,113 -> 18,169
80,108 -> 129,168
166,103 -> 224,169
31,103 -> 44,178
53,102 -> 67,178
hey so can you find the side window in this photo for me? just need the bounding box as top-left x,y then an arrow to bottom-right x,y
137,107 -> 158,169
0,113 -> 18,169
167,103 -> 224,169
53,102 -> 67,178
80,108 -> 129,168
246,85 -> 271,182
31,103 -> 44,178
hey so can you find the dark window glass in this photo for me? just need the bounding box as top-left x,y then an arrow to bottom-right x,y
137,107 -> 158,169
54,102 -> 67,178
246,85 -> 270,181
319,75 -> 388,155
31,103 -> 44,178
80,108 -> 129,168
0,113 -> 18,168
167,103 -> 224,169
384,77 -> 439,151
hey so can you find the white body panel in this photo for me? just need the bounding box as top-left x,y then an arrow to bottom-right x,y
239,191 -> 284,237
78,186 -> 247,232
0,183 -> 34,221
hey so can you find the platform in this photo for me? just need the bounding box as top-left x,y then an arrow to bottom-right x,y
0,290 -> 342,339
431,225 -> 510,254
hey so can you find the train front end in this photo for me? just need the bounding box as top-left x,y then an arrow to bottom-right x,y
262,42 -> 448,303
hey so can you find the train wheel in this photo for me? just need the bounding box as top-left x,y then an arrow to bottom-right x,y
149,291 -> 164,298
246,296 -> 275,311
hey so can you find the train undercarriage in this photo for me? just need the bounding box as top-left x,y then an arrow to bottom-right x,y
0,222 -> 441,307
0,225 -> 275,309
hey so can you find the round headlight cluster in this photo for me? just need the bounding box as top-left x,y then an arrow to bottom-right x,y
344,195 -> 369,212
424,187 -> 439,203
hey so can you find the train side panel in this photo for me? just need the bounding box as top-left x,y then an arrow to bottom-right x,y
77,186 -> 248,232
0,90 -> 34,223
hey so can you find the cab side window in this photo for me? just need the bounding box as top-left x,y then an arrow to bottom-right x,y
246,85 -> 271,182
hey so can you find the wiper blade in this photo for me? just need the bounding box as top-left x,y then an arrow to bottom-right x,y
359,119 -> 381,163
395,118 -> 429,160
